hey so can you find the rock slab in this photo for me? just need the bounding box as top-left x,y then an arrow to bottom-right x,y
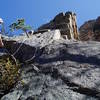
1,34 -> 100,100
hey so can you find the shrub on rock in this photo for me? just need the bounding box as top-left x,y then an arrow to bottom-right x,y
0,54 -> 20,92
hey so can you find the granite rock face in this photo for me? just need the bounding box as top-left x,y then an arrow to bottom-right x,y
79,20 -> 95,41
3,30 -> 61,63
37,12 -> 79,40
92,16 -> 100,41
1,30 -> 100,100
1,12 -> 100,100
79,16 -> 100,41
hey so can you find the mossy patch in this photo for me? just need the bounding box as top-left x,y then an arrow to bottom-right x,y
0,54 -> 20,92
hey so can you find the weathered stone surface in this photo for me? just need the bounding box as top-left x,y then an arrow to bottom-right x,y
79,20 -> 95,41
37,12 -> 79,40
92,16 -> 100,41
1,33 -> 100,100
79,16 -> 100,41
3,30 -> 62,63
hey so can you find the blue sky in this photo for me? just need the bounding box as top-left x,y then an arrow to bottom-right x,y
0,0 -> 100,29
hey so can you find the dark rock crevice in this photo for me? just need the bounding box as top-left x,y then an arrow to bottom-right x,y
35,50 -> 100,66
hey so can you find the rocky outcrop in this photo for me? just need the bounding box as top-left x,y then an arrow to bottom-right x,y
79,16 -> 100,41
79,20 -> 95,41
3,30 -> 62,63
1,30 -> 100,100
37,12 -> 79,40
92,16 -> 100,41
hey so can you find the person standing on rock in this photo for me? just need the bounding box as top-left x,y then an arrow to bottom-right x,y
0,18 -> 4,48
0,34 -> 4,47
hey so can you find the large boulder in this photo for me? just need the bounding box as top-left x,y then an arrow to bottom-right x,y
3,30 -> 61,63
1,31 -> 100,100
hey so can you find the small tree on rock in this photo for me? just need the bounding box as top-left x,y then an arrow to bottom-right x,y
9,19 -> 32,38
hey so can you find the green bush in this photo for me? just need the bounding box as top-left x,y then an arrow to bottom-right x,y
0,55 -> 20,91
9,19 -> 32,37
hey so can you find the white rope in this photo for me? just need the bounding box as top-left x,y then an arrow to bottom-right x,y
12,39 -> 26,56
24,47 -> 37,63
10,37 -> 37,64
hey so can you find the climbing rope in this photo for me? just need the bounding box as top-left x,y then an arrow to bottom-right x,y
10,37 -> 37,64
12,39 -> 27,56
